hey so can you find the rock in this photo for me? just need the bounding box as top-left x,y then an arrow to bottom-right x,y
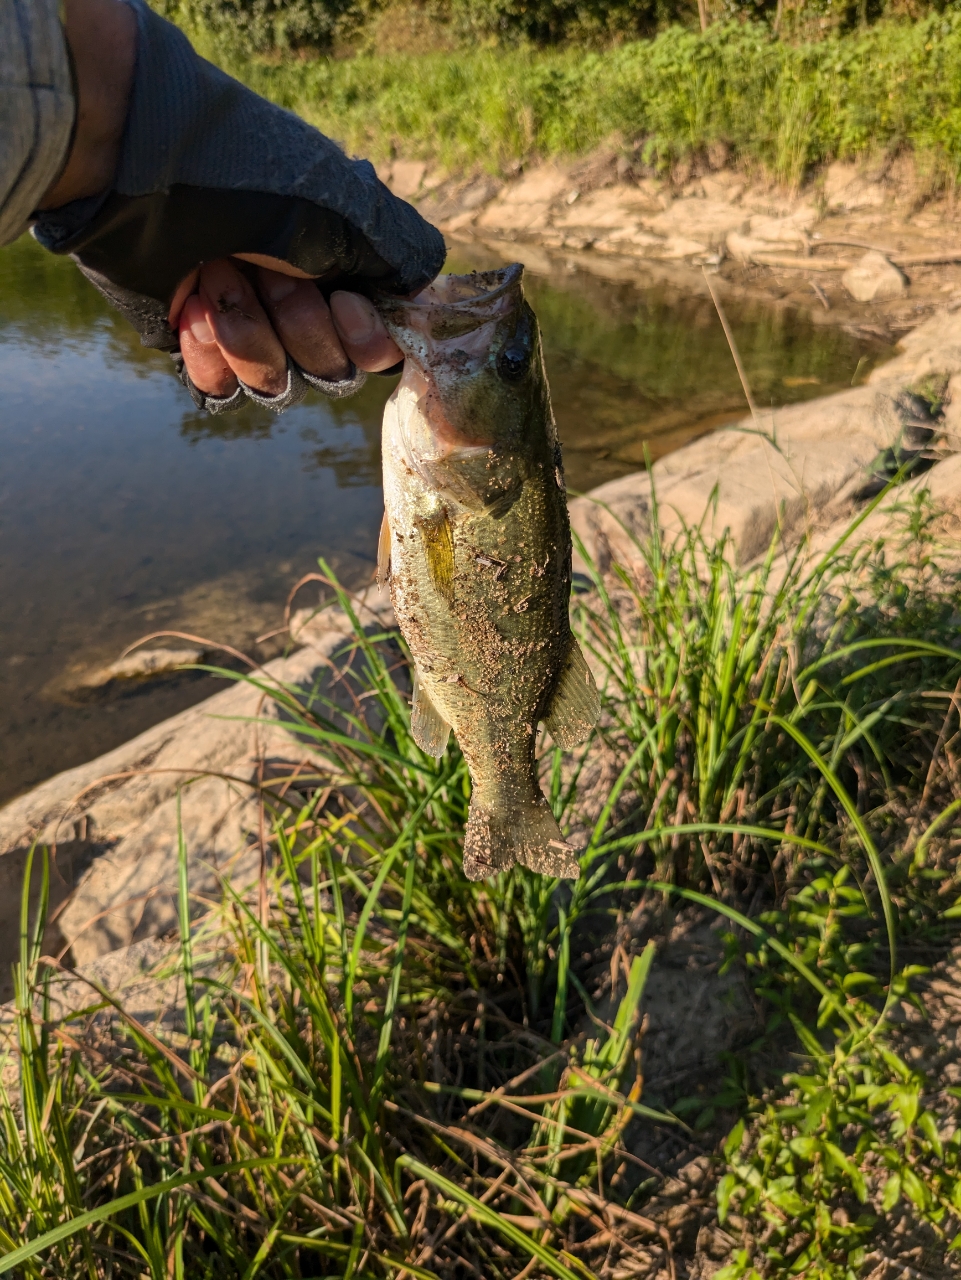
570,309 -> 961,574
76,646 -> 205,691
823,160 -> 887,212
660,235 -> 711,260
939,373 -> 961,450
842,250 -> 908,303
767,452 -> 961,588
458,176 -> 502,211
747,207 -> 817,245
553,187 -> 659,232
386,159 -> 427,199
641,199 -> 747,252
568,469 -> 653,575
0,584 -> 394,969
475,165 -> 569,232
725,230 -> 768,262
0,934 -> 183,1094
726,208 -> 818,262
58,774 -> 262,966
571,381 -> 904,569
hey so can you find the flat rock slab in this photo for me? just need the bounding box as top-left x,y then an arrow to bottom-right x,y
0,587 -> 393,986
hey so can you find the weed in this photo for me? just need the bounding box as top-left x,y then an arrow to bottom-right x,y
1,492 -> 960,1277
181,15 -> 961,185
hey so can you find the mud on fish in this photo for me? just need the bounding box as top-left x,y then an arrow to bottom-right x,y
376,264 -> 599,881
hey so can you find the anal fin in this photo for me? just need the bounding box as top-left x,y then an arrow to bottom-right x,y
411,672 -> 451,758
543,639 -> 600,750
377,511 -> 391,589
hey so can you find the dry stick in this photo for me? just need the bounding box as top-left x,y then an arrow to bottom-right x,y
750,253 -> 855,271
903,676 -> 961,858
811,237 -> 961,266
702,267 -> 761,429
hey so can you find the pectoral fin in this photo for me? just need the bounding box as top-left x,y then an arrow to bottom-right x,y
411,673 -> 451,758
418,509 -> 455,603
377,511 -> 391,589
543,639 -> 600,750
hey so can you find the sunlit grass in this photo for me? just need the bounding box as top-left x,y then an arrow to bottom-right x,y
2,484 -> 961,1277
188,15 -> 961,186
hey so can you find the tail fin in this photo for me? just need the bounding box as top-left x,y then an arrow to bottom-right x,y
463,793 -> 580,881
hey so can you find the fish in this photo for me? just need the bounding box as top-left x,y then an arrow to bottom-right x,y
376,263 -> 599,881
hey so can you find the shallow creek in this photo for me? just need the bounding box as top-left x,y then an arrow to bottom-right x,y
0,236 -> 892,806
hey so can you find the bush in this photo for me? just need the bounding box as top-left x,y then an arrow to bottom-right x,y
153,0 -> 961,56
154,0 -> 370,53
204,14 -> 961,186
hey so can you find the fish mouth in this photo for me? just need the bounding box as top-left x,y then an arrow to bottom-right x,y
378,265 -> 530,485
389,263 -> 523,309
375,264 -> 525,346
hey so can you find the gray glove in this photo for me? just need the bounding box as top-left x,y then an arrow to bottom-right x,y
32,0 -> 445,412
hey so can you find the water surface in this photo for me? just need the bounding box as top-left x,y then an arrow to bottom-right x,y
0,235 -> 891,805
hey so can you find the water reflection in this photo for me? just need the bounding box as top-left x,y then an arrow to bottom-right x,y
0,234 -> 891,805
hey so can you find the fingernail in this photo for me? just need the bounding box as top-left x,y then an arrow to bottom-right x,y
189,313 -> 215,344
332,292 -> 375,344
262,273 -> 298,304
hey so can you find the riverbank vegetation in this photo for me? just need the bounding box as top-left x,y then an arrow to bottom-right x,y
153,3 -> 961,188
3,482 -> 961,1278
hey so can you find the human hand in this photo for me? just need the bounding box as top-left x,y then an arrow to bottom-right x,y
31,0 -> 445,413
173,258 -> 403,400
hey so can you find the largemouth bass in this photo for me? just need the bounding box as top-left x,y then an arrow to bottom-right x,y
376,264 -> 599,881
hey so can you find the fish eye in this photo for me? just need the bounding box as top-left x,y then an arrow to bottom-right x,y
496,312 -> 533,383
497,343 -> 530,382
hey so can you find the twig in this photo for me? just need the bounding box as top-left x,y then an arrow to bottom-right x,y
702,267 -> 761,429
749,253 -> 855,271
903,676 -> 961,858
811,236 -> 961,267
811,280 -> 831,310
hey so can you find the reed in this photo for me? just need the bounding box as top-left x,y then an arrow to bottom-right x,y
2,485 -> 961,1278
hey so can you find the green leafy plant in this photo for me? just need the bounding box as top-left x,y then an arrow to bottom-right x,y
2,487 -> 960,1277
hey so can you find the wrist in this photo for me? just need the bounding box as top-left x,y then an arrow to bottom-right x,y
39,0 -> 137,209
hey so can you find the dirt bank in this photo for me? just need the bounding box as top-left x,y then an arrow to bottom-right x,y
383,150 -> 961,342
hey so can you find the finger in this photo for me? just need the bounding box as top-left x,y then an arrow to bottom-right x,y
257,268 -> 350,382
179,294 -> 238,397
169,268 -> 200,329
330,292 -> 403,373
199,259 -> 288,396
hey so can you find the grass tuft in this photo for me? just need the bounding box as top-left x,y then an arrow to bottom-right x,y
2,488 -> 961,1277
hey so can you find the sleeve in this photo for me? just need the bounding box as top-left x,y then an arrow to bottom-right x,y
30,0 -> 445,412
0,0 -> 76,247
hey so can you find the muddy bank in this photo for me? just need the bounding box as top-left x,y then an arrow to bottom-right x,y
383,150 -> 961,342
